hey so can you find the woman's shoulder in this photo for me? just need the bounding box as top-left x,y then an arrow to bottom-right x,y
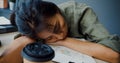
58,1 -> 90,11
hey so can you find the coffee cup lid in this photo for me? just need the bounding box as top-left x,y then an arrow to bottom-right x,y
21,42 -> 55,62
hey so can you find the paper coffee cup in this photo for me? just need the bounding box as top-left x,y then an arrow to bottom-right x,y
21,42 -> 55,63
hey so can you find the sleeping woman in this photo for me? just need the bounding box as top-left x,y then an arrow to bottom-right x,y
0,0 -> 120,63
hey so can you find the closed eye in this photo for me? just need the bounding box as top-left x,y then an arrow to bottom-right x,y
46,36 -> 53,40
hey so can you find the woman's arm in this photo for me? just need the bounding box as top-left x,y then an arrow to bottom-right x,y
0,36 -> 34,63
51,37 -> 120,63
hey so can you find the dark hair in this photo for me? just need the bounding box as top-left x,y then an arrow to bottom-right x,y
10,0 -> 63,39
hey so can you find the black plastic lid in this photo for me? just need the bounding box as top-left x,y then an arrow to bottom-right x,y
21,42 -> 55,62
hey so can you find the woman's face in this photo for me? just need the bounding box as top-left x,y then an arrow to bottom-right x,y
37,13 -> 68,43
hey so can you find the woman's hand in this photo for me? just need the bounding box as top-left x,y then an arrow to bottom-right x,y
46,37 -> 69,46
46,40 -> 64,46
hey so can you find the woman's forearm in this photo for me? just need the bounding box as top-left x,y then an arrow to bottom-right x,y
61,38 -> 120,63
0,36 -> 35,63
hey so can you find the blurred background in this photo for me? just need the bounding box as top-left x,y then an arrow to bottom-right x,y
0,0 -> 120,36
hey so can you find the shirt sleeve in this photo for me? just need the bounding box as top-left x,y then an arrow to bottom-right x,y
80,7 -> 120,52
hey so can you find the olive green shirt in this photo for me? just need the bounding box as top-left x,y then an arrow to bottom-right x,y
58,1 -> 120,52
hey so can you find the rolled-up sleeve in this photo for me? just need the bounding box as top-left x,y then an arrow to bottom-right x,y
80,7 -> 120,52
98,35 -> 120,52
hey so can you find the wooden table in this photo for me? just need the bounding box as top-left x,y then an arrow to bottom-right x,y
0,32 -> 108,63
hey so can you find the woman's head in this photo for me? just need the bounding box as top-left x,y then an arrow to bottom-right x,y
12,0 -> 67,42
